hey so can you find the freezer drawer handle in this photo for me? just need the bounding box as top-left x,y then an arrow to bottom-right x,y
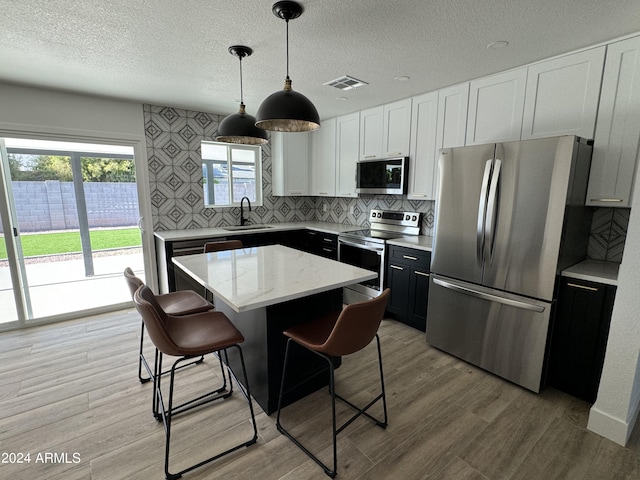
433,277 -> 545,313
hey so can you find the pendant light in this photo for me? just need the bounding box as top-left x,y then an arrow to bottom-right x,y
216,45 -> 269,145
255,1 -> 320,132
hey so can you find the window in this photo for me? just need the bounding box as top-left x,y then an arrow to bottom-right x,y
201,142 -> 262,207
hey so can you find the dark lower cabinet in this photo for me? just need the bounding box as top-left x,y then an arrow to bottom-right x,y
385,245 -> 430,331
157,229 -> 306,293
548,277 -> 616,403
302,230 -> 338,260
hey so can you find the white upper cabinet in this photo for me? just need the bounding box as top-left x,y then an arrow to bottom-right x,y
466,68 -> 527,145
408,91 -> 439,200
360,99 -> 412,159
359,106 -> 383,160
437,83 -> 470,149
335,112 -> 360,197
310,118 -> 337,197
587,36 -> 640,207
383,98 -> 412,157
521,47 -> 606,140
271,132 -> 310,196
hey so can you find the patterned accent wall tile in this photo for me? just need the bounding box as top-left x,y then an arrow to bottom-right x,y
591,208 -> 614,235
612,209 -> 630,236
145,104 -> 316,231
587,207 -> 630,262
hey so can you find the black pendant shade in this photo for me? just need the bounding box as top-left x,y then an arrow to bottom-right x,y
216,45 -> 269,145
217,103 -> 268,145
255,1 -> 320,132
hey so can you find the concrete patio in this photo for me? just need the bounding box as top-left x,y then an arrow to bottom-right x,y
0,248 -> 144,325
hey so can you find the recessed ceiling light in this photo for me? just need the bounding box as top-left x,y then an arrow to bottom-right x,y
394,75 -> 411,82
487,40 -> 509,49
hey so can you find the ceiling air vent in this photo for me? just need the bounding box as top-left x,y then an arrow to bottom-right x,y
324,75 -> 368,90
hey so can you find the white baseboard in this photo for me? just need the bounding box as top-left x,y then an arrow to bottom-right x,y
588,402 -> 640,446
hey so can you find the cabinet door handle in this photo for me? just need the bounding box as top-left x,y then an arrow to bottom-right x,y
322,248 -> 333,253
364,155 -> 377,159
403,255 -> 418,261
387,152 -> 402,156
589,198 -> 623,203
414,271 -> 429,277
390,265 -> 404,270
567,282 -> 599,292
318,191 -> 328,195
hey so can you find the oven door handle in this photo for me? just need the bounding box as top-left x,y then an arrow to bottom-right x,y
338,238 -> 384,254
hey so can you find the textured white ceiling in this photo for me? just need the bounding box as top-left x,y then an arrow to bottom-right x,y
1,0 -> 640,120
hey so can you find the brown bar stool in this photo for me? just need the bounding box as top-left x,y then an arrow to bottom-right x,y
133,285 -> 258,480
276,288 -> 390,478
203,239 -> 243,253
124,267 -> 213,384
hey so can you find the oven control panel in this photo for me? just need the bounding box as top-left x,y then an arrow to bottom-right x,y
370,209 -> 421,228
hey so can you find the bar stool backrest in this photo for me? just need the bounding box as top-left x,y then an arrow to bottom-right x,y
321,288 -> 390,356
133,285 -> 180,356
124,267 -> 144,298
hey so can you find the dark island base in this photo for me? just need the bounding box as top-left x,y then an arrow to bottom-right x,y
216,289 -> 343,415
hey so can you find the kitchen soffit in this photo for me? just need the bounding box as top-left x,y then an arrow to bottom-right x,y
0,0 -> 639,120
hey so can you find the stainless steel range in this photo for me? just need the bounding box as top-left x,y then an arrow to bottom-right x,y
338,209 -> 422,304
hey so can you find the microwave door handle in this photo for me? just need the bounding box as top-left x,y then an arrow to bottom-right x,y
484,158 -> 501,263
477,159 -> 493,267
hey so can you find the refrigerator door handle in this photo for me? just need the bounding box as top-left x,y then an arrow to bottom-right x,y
484,158 -> 502,262
476,159 -> 493,266
432,277 -> 546,313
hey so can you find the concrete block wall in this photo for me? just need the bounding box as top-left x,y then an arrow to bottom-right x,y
5,181 -> 139,233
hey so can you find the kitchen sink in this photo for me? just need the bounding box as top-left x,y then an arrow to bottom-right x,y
222,225 -> 272,231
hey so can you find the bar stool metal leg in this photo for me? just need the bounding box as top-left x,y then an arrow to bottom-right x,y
276,335 -> 387,478
138,321 -> 206,385
159,345 -> 258,480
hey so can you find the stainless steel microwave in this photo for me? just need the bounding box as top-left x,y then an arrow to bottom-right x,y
356,157 -> 408,195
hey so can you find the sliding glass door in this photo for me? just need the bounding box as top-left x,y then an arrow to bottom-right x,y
0,137 -> 145,328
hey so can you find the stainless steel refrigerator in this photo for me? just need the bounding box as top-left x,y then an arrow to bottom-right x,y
426,135 -> 593,392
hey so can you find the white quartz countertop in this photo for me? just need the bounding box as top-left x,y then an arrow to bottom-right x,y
172,244 -> 377,312
386,235 -> 433,251
154,221 -> 363,242
561,259 -> 619,286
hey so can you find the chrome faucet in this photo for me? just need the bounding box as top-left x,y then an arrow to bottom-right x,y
240,196 -> 251,226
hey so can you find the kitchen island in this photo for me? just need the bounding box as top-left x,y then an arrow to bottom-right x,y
173,244 -> 377,414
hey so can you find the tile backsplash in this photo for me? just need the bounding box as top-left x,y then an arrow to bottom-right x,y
144,104 -> 627,258
588,208 -> 630,263
144,104 -> 435,234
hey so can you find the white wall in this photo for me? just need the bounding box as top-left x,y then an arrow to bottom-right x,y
588,149 -> 640,445
0,82 -> 157,288
0,82 -> 145,140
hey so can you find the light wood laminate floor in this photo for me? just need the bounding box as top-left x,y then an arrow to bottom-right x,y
1,308 -> 640,479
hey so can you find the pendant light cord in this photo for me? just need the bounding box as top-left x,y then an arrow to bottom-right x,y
238,54 -> 244,105
285,18 -> 290,80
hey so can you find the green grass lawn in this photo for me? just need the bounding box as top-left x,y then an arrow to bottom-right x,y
0,228 -> 142,259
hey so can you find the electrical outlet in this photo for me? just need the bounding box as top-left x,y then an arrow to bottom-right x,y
349,205 -> 355,215
322,203 -> 328,213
